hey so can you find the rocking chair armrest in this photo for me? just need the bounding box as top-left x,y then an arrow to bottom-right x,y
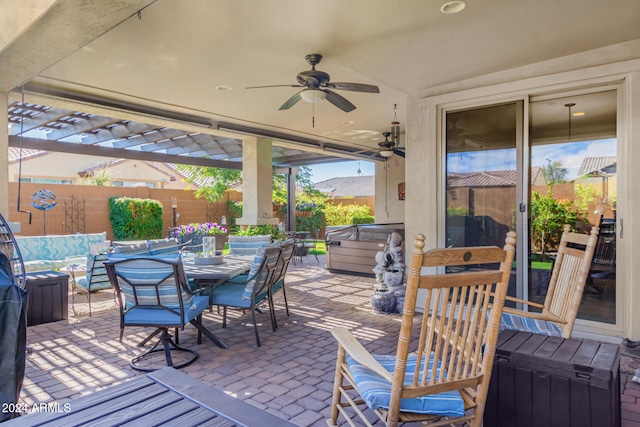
504,295 -> 545,309
331,327 -> 394,383
501,306 -> 567,324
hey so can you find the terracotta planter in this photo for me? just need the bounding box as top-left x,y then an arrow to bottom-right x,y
272,203 -> 283,212
296,210 -> 312,217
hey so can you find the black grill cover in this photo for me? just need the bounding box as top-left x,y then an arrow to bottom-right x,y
0,252 -> 27,422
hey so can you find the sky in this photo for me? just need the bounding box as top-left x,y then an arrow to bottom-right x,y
446,138 -> 616,181
308,160 -> 375,183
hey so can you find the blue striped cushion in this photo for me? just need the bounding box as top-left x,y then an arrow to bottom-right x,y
109,256 -> 192,309
240,241 -> 282,300
112,242 -> 150,256
123,294 -> 209,325
346,354 -> 464,417
147,239 -> 180,255
500,312 -> 562,336
228,235 -> 272,256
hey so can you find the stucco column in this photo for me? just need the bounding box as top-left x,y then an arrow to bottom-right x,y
236,137 -> 278,226
0,92 -> 8,217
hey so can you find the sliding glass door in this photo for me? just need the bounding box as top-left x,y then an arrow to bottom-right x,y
445,90 -> 618,325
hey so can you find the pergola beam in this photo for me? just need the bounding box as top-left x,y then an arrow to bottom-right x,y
8,135 -> 242,169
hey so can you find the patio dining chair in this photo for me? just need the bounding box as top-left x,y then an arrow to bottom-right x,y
105,255 -> 221,371
266,240 -> 295,330
501,224 -> 599,338
327,231 -> 516,427
209,245 -> 282,346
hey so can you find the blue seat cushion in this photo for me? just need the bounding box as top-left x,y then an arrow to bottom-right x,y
123,294 -> 209,326
346,353 -> 464,417
211,283 -> 266,308
500,312 -> 562,336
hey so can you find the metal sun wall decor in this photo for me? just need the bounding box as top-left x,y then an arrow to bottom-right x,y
31,189 -> 57,235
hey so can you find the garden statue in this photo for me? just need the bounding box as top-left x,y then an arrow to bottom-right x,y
371,231 -> 405,314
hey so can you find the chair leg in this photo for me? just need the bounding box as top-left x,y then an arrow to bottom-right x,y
222,306 -> 228,327
250,306 -> 261,347
196,314 -> 202,344
138,328 -> 162,347
130,328 -> 198,372
329,345 -> 347,426
268,293 -> 277,331
281,284 -> 290,317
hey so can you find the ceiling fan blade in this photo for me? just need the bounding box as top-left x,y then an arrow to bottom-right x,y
279,91 -> 303,110
324,90 -> 356,112
392,148 -> 406,158
246,84 -> 303,89
325,82 -> 380,93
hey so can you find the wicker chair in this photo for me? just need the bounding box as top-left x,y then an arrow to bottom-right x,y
327,231 -> 516,427
501,224 -> 599,338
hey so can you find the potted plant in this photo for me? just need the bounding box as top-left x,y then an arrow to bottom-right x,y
173,222 -> 227,251
296,202 -> 317,217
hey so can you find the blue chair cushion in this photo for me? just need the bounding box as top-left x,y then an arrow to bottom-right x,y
500,312 -> 562,336
147,239 -> 180,256
123,294 -> 209,326
241,241 -> 282,300
346,353 -> 465,417
211,282 -> 266,308
108,255 -> 192,309
111,242 -> 151,256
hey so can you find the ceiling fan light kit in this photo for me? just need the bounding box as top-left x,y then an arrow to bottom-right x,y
299,89 -> 327,103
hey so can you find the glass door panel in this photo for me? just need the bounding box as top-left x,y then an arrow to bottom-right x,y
529,90 -> 617,324
445,102 -> 519,299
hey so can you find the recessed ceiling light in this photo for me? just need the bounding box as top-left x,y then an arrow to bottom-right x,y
216,85 -> 232,91
343,120 -> 354,125
572,111 -> 586,117
440,0 -> 467,14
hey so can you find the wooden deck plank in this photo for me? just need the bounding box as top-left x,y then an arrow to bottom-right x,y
5,369 -> 294,427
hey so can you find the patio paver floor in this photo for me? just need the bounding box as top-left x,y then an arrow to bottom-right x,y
16,255 -> 640,426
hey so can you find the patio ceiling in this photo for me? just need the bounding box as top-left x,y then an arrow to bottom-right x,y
4,0 -> 640,169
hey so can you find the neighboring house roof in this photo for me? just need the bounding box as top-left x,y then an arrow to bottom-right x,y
447,167 -> 545,188
8,147 -> 47,163
577,156 -> 617,177
77,159 -> 177,181
164,163 -> 215,188
313,175 -> 374,197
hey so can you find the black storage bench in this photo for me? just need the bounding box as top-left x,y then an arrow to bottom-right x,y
484,329 -> 620,427
24,270 -> 69,326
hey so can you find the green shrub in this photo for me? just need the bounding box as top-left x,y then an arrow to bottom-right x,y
108,196 -> 163,240
234,224 -> 285,241
324,203 -> 372,226
352,216 -> 375,225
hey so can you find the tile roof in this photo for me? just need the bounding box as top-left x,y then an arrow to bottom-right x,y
578,157 -> 617,177
313,175 -> 374,197
8,146 -> 47,163
447,167 -> 543,188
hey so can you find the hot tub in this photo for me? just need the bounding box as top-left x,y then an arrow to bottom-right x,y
325,223 -> 404,276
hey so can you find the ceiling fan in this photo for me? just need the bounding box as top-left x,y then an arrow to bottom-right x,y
246,53 -> 379,112
378,132 -> 405,158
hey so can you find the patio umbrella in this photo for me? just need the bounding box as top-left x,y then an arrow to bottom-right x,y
0,252 -> 27,422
